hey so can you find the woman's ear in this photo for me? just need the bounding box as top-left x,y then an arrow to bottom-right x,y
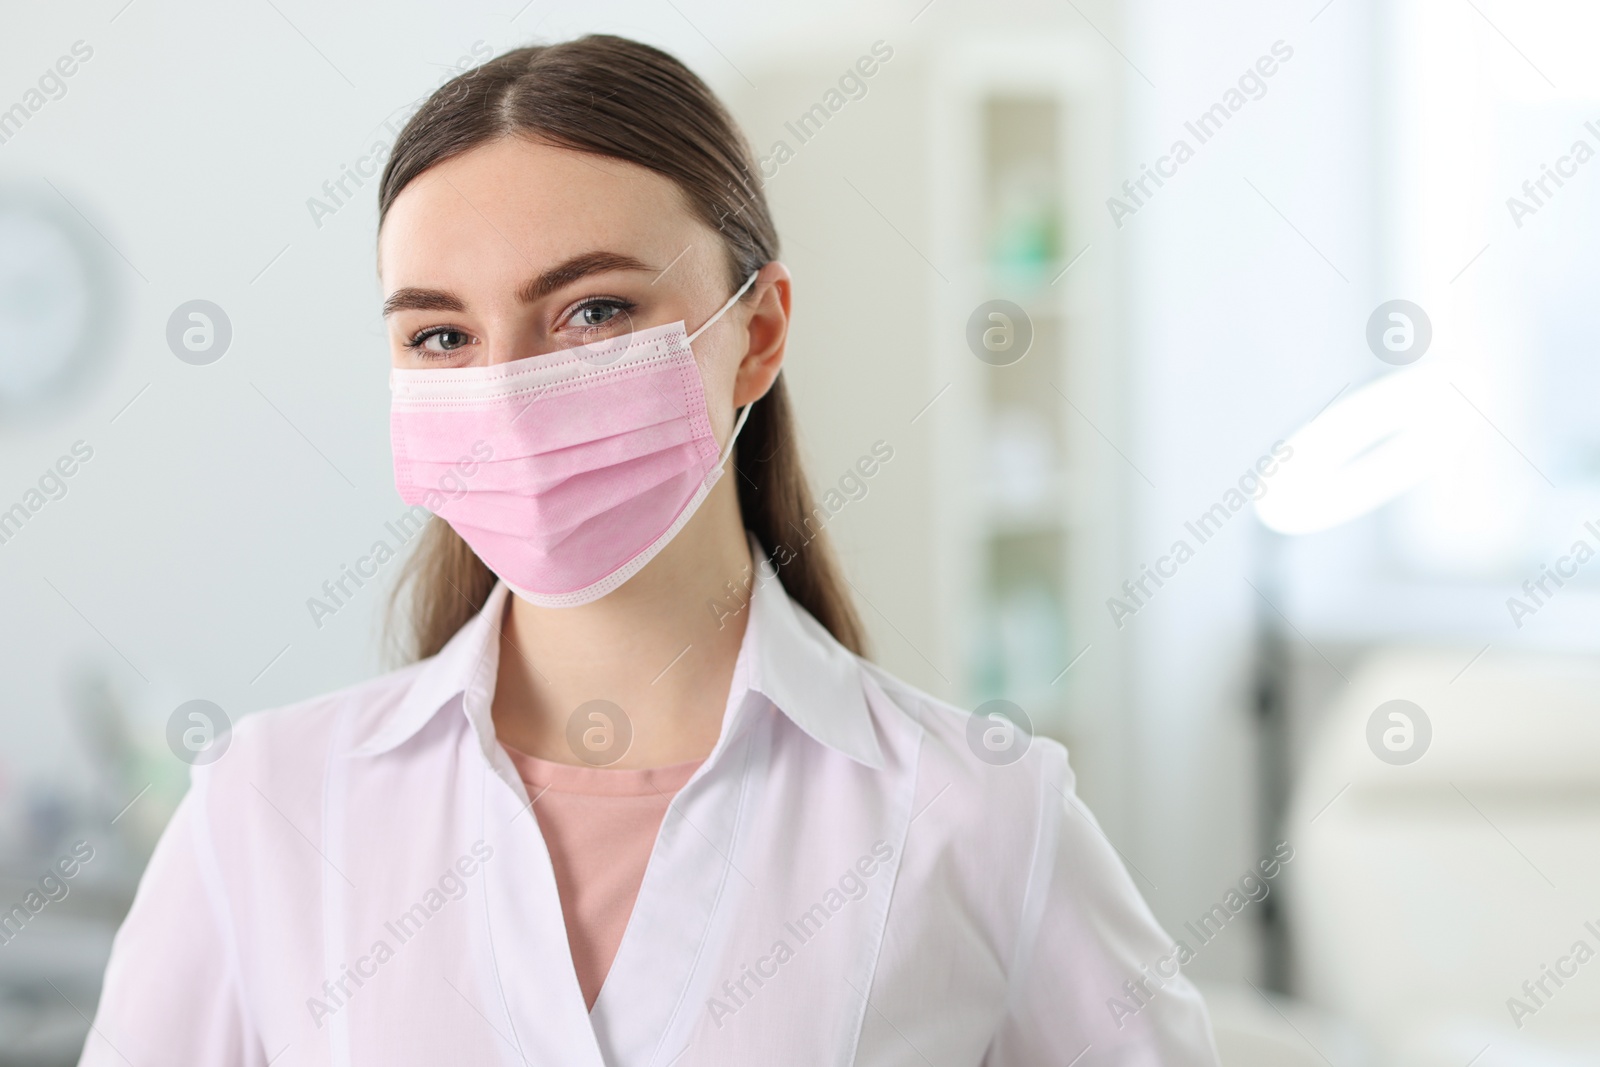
732,261 -> 791,407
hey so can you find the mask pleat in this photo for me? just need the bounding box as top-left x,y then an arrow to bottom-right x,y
427,447 -> 703,544
397,417 -> 702,495
437,469 -> 703,590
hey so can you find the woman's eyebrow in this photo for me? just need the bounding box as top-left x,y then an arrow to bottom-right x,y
517,251 -> 655,301
382,251 -> 656,317
382,287 -> 465,316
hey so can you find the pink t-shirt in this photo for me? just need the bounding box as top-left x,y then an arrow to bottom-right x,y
501,744 -> 703,1011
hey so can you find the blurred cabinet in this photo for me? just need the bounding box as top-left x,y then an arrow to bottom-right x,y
734,28 -> 1128,831
923,35 -> 1129,821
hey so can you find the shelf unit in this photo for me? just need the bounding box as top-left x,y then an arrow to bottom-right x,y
925,33 -> 1129,826
733,26 -> 1128,833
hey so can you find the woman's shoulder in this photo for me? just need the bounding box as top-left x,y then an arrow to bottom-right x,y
850,659 -> 1094,937
200,659 -> 432,792
854,657 -> 1076,825
860,658 -> 1070,768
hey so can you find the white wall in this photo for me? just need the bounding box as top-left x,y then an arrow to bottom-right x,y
1118,0 -> 1379,979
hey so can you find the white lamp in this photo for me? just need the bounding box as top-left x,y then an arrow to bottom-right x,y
1256,361 -> 1473,536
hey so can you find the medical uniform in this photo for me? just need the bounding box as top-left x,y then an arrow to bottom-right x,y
83,549 -> 1219,1066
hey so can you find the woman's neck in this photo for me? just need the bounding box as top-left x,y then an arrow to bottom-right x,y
490,478 -> 755,768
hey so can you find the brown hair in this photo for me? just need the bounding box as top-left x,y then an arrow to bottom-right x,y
377,34 -> 867,661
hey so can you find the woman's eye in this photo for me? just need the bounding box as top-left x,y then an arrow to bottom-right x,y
564,300 -> 632,331
408,327 -> 473,353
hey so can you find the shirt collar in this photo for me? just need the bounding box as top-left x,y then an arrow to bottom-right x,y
741,541 -> 883,768
350,539 -> 883,770
350,579 -> 511,758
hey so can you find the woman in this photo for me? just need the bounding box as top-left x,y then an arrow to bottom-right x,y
85,35 -> 1218,1066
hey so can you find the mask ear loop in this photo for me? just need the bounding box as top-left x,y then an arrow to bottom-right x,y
716,403 -> 753,468
686,270 -> 761,343
685,269 -> 762,480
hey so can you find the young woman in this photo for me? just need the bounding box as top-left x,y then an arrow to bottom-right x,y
84,35 -> 1217,1067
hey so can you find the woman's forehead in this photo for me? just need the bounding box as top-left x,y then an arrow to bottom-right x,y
378,138 -> 705,283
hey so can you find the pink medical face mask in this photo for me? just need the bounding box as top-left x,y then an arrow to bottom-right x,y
389,272 -> 758,607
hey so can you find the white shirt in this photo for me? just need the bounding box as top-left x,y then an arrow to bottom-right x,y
83,550 -> 1219,1066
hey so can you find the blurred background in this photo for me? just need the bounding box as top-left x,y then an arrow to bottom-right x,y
3,0 -> 1600,1063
